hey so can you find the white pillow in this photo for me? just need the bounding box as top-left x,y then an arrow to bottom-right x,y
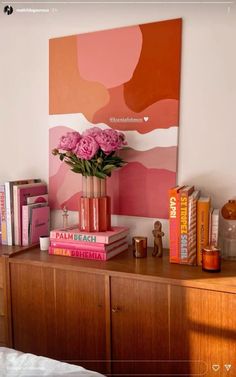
0,347 -> 104,377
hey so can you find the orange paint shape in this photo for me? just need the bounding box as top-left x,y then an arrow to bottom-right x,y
124,18 -> 182,112
49,35 -> 109,118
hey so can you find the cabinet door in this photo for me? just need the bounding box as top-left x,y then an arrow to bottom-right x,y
111,277 -> 169,376
170,286 -> 236,376
54,269 -> 107,374
10,263 -> 56,357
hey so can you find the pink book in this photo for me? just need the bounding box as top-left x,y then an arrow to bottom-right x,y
5,178 -> 41,245
13,183 -> 47,245
50,236 -> 127,252
22,203 -> 48,246
50,225 -> 129,244
49,242 -> 128,261
29,206 -> 50,245
0,184 -> 7,245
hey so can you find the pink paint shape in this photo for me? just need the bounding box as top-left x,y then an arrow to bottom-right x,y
107,162 -> 175,218
77,26 -> 142,89
120,146 -> 177,172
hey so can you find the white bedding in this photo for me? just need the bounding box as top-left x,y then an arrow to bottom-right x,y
0,348 -> 105,377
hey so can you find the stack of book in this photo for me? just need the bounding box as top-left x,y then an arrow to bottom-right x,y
0,179 -> 50,246
168,185 -> 219,266
49,225 -> 129,261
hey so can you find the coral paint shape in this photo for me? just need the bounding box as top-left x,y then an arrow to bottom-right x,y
77,26 -> 142,88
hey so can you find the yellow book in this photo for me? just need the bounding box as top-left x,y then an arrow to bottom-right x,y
197,197 -> 211,265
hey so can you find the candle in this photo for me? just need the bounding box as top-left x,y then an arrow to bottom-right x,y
132,236 -> 147,258
202,245 -> 221,272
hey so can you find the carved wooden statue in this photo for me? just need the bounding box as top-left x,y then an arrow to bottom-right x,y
152,220 -> 165,257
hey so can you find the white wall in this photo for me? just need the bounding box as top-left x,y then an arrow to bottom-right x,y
0,1 -> 235,246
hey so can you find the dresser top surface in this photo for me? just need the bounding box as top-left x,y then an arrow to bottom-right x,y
6,246 -> 236,293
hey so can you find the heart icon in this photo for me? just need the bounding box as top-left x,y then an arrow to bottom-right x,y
143,117 -> 149,122
212,364 -> 220,372
225,364 -> 232,371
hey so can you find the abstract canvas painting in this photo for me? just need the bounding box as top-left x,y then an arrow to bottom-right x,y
49,18 -> 182,218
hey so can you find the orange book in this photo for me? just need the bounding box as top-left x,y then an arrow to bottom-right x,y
197,197 -> 211,265
168,185 -> 184,263
179,186 -> 194,263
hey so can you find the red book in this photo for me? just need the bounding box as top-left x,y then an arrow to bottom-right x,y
49,242 -> 128,261
13,183 -> 47,245
50,226 -> 129,244
50,236 -> 127,252
168,185 -> 184,263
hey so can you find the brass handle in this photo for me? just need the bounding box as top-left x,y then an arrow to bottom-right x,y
112,306 -> 121,313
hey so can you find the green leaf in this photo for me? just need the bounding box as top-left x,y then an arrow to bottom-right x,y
95,171 -> 107,179
84,160 -> 92,175
102,164 -> 115,172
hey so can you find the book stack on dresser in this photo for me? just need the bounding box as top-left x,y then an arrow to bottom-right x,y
168,185 -> 220,266
49,225 -> 129,261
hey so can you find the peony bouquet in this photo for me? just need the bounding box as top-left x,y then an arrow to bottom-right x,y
52,127 -> 127,179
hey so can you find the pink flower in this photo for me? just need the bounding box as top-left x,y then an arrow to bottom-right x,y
58,132 -> 81,151
74,136 -> 99,160
82,127 -> 103,139
96,129 -> 127,154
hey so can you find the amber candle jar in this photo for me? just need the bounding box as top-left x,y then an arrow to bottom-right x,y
132,237 -> 147,258
202,245 -> 221,272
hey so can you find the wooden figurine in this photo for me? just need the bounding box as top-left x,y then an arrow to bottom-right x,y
152,220 -> 165,257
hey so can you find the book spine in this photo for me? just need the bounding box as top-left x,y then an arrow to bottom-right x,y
187,194 -> 198,265
5,182 -> 13,245
13,185 -> 20,245
22,205 -> 30,246
180,191 -> 188,262
0,186 -> 7,244
169,188 -> 181,263
179,187 -> 194,263
50,227 -> 128,244
50,240 -> 106,252
211,209 -> 219,246
197,201 -> 210,266
50,236 -> 127,252
50,230 -> 108,243
49,246 -> 108,260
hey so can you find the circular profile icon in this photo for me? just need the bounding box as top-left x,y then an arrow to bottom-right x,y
4,5 -> 13,15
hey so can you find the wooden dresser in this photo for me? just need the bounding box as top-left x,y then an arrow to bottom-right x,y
2,246 -> 236,376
